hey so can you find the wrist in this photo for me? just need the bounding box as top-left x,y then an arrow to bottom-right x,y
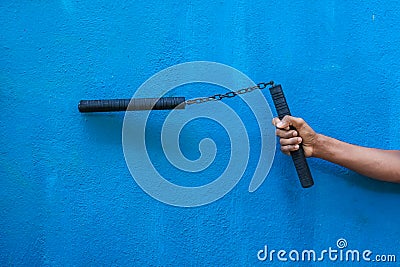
312,133 -> 326,158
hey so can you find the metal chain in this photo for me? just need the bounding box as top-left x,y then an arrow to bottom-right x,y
185,81 -> 275,105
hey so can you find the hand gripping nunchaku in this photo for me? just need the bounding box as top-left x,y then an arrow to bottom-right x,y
78,82 -> 314,188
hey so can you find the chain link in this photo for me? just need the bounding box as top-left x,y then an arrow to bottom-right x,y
185,81 -> 275,105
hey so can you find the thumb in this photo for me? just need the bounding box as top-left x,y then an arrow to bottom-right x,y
280,115 -> 306,129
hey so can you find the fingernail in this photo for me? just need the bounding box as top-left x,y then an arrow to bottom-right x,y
294,145 -> 299,149
293,131 -> 297,137
277,122 -> 283,127
298,137 -> 302,143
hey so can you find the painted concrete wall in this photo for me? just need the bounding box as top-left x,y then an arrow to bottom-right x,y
1,0 -> 400,265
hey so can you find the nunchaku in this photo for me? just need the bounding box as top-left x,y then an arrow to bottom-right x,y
78,82 -> 314,188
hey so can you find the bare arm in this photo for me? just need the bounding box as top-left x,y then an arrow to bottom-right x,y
272,116 -> 400,183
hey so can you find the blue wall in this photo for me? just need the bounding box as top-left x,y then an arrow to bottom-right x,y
1,0 -> 400,265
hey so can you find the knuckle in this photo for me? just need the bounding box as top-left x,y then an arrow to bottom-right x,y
279,131 -> 288,138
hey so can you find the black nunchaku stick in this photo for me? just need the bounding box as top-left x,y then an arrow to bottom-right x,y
269,84 -> 314,188
78,97 -> 186,112
78,83 -> 314,188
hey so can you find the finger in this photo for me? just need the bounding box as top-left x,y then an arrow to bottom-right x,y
272,117 -> 290,130
281,144 -> 300,154
272,117 -> 281,126
281,115 -> 306,129
276,129 -> 298,138
280,137 -> 302,146
275,119 -> 290,130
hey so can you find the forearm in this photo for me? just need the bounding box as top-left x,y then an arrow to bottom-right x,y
313,134 -> 400,183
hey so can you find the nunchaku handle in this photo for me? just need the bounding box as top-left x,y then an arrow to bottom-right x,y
269,84 -> 314,188
78,97 -> 186,112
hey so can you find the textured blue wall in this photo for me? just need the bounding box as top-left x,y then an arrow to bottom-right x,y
1,0 -> 400,265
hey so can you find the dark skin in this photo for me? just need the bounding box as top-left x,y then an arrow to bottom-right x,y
272,115 -> 400,183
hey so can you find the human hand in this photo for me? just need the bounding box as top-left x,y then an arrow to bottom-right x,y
272,116 -> 318,157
